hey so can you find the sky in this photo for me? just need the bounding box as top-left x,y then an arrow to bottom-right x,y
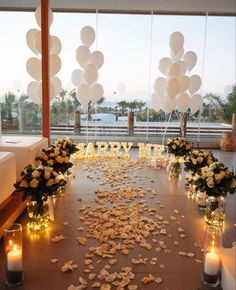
0,11 -> 235,102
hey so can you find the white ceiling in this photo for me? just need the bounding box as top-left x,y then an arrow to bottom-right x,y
0,0 -> 235,15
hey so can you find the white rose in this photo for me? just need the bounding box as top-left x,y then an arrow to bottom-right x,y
44,170 -> 51,180
197,157 -> 203,163
29,178 -> 39,188
206,177 -> 215,188
192,158 -> 197,165
231,179 -> 236,188
32,170 -> 40,178
46,179 -> 54,187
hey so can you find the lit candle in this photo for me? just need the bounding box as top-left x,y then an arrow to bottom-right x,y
204,247 -> 220,276
7,245 -> 22,271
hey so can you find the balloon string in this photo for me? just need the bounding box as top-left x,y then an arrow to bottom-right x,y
162,111 -> 172,145
94,103 -> 97,142
86,104 -> 89,145
95,9 -> 99,145
96,8 -> 98,50
197,11 -> 208,146
146,10 -> 154,144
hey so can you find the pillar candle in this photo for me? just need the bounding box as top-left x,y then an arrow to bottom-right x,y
7,246 -> 22,271
204,250 -> 220,276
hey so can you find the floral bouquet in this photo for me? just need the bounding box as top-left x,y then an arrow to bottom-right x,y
36,146 -> 73,174
14,164 -> 65,202
195,162 -> 236,197
184,150 -> 217,173
166,137 -> 192,157
54,138 -> 78,156
14,164 -> 66,231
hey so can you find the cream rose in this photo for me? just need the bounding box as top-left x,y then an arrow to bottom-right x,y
32,170 -> 40,178
19,179 -> 28,188
29,178 -> 39,188
62,150 -> 67,157
64,157 -> 69,163
206,177 -> 215,188
197,157 -> 203,163
44,170 -> 51,180
46,179 -> 54,187
47,159 -> 54,166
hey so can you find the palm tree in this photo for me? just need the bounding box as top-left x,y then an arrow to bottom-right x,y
117,100 -> 128,115
127,100 -> 139,112
137,101 -> 146,114
204,87 -> 236,124
4,92 -> 16,127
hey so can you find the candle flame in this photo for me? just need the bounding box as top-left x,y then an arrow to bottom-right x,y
13,244 -> 17,251
211,246 -> 215,254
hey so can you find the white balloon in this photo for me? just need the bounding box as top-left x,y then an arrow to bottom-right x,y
35,5 -> 54,28
170,47 -> 184,62
26,57 -> 42,81
169,32 -> 184,54
50,36 -> 62,55
71,69 -> 84,87
77,83 -> 91,105
27,81 -> 40,103
26,28 -> 40,55
84,64 -> 98,85
50,54 -> 61,77
37,82 -> 55,101
183,51 -> 197,72
161,96 -> 177,114
35,32 -> 52,55
91,83 -> 104,103
80,26 -> 95,48
189,74 -> 201,94
153,77 -> 167,98
167,78 -> 180,98
35,30 -> 41,54
150,92 -> 162,112
159,57 -> 171,76
176,60 -> 186,76
76,46 -> 90,68
168,63 -> 181,79
178,76 -> 190,92
90,50 -> 104,69
50,76 -> 62,97
177,92 -> 190,112
190,94 -> 203,114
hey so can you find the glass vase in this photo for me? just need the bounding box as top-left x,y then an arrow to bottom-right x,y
26,200 -> 49,232
4,224 -> 23,286
205,196 -> 226,228
167,156 -> 182,178
197,191 -> 207,210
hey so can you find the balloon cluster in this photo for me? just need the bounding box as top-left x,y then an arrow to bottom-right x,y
71,26 -> 104,106
26,6 -> 62,104
150,31 -> 203,114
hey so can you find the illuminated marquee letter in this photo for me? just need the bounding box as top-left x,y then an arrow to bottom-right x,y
96,142 -> 108,157
85,143 -> 96,158
121,142 -> 133,158
138,143 -> 153,159
77,143 -> 85,158
109,142 -> 122,157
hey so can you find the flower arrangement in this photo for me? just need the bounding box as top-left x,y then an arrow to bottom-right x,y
195,162 -> 236,197
166,137 -> 192,157
36,146 -> 73,174
54,138 -> 78,156
14,164 -> 65,202
184,150 -> 217,173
